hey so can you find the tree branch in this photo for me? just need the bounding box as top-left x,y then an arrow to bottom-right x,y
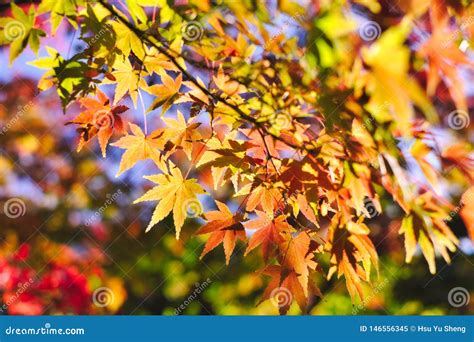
96,0 -> 312,153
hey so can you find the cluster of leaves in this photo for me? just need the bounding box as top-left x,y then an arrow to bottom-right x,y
1,0 -> 473,314
0,237 -> 126,314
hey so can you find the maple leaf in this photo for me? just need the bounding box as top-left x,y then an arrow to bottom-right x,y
161,110 -> 202,160
278,158 -> 320,226
197,133 -> 258,168
326,219 -> 378,301
111,123 -> 167,176
244,183 -> 283,216
244,212 -> 288,261
144,72 -> 184,115
109,18 -> 145,59
343,162 -> 379,218
38,0 -> 83,34
66,88 -> 127,157
441,143 -> 474,182
143,44 -> 181,75
260,264 -> 321,315
420,3 -> 474,111
196,201 -> 246,265
399,193 -> 458,274
213,66 -> 246,97
103,57 -> 147,108
360,21 -> 437,133
4,0 -> 473,315
195,132 -> 260,191
410,140 -> 439,191
278,232 -> 318,297
182,77 -> 210,105
240,128 -> 287,161
133,167 -> 206,239
0,3 -> 45,64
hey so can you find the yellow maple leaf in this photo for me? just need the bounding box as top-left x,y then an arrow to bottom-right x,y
360,20 -> 437,133
143,43 -> 182,75
133,167 -> 206,238
109,19 -> 145,59
143,71 -> 185,115
103,57 -> 147,108
111,123 -> 167,176
213,66 -> 246,97
410,140 -> 439,192
161,110 -> 202,160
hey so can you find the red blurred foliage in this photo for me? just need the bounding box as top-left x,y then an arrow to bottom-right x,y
0,243 -> 99,315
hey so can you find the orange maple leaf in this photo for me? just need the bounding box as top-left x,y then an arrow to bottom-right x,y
196,201 -> 246,265
67,89 -> 127,157
244,212 -> 288,261
260,263 -> 321,315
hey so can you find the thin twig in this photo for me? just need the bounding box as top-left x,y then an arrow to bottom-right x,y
96,0 -> 312,154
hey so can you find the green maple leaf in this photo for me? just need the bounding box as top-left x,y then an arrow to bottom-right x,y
38,0 -> 84,34
0,3 -> 46,64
